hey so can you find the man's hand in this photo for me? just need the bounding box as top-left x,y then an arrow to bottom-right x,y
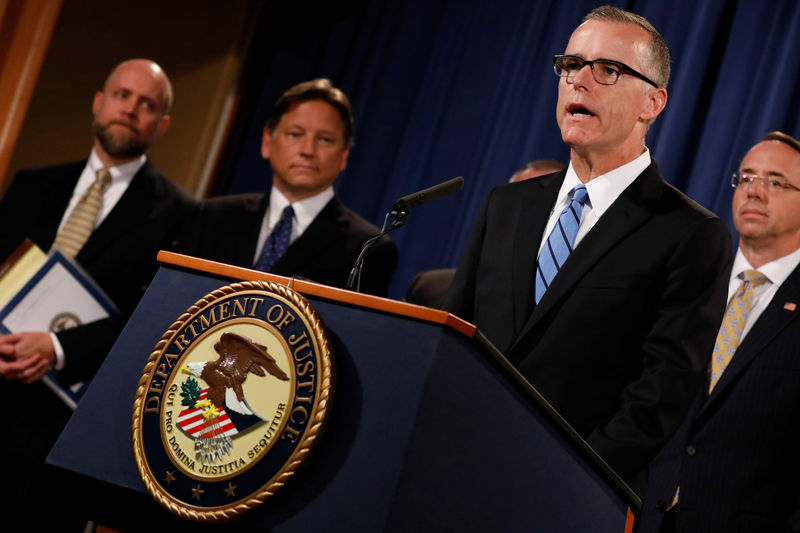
0,332 -> 55,383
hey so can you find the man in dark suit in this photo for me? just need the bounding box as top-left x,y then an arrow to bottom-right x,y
445,6 -> 731,485
0,59 -> 191,526
184,79 -> 397,296
638,131 -> 800,533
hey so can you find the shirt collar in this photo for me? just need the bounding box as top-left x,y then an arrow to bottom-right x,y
268,185 -> 334,235
558,147 -> 651,218
559,149 -> 651,217
88,149 -> 146,184
731,246 -> 800,289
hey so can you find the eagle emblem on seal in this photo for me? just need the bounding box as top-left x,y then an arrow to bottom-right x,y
178,331 -> 289,461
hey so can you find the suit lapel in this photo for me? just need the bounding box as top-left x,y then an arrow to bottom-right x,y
77,161 -> 157,265
510,163 -> 662,352
702,265 -> 800,410
276,197 -> 345,272
43,168 -> 84,248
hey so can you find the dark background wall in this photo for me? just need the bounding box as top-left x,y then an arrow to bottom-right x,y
219,0 -> 800,299
6,0 -> 255,197
8,0 -> 800,300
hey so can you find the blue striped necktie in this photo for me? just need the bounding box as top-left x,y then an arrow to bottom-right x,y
535,184 -> 589,304
254,205 -> 294,272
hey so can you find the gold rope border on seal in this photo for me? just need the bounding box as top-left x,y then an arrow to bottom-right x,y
131,280 -> 333,523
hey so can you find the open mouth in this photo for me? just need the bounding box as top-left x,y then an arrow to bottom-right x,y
567,104 -> 595,117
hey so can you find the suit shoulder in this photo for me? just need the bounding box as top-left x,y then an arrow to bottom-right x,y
329,197 -> 380,235
203,192 -> 266,211
2,161 -> 86,206
488,171 -> 560,200
658,181 -> 722,222
10,160 -> 86,182
328,197 -> 398,251
198,193 -> 266,229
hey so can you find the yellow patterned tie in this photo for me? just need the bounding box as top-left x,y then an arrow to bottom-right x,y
51,169 -> 112,258
708,269 -> 769,392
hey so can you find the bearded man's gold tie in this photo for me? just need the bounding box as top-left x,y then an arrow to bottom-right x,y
51,169 -> 112,257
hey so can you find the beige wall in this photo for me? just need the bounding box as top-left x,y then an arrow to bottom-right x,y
4,0 -> 259,197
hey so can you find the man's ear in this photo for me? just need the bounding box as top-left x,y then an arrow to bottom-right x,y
261,128 -> 272,160
339,146 -> 350,172
156,115 -> 171,138
641,87 -> 667,122
92,91 -> 103,116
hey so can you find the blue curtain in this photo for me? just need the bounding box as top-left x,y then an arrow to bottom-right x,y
219,0 -> 800,299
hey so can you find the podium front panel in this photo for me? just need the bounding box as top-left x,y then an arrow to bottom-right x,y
47,263 -> 631,531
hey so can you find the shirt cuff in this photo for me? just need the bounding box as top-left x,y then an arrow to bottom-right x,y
50,332 -> 65,371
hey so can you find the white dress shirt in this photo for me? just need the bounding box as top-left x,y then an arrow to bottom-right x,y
727,246 -> 800,342
538,149 -> 652,256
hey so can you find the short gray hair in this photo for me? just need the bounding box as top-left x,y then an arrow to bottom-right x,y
583,5 -> 671,89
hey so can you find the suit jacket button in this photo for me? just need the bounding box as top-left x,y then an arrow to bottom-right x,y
686,444 -> 697,456
655,500 -> 667,512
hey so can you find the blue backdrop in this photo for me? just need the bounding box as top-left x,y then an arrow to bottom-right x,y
216,0 -> 800,300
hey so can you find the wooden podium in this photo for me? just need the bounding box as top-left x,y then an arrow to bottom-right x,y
46,252 -> 638,531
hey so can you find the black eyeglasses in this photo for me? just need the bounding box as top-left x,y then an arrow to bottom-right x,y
731,172 -> 800,194
553,54 -> 659,88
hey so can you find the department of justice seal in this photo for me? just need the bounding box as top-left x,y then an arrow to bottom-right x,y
131,281 -> 333,522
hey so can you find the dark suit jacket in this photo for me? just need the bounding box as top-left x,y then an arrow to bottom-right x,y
638,263 -> 800,533
445,162 -> 732,482
0,159 -> 193,383
0,159 -> 192,524
406,268 -> 456,308
181,191 -> 398,297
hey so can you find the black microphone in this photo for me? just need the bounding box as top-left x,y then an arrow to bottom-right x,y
346,176 -> 465,292
391,176 -> 464,219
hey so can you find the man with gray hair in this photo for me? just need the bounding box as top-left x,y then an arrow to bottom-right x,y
446,6 -> 731,487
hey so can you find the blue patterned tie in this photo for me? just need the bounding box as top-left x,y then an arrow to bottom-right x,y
254,205 -> 294,272
535,184 -> 589,303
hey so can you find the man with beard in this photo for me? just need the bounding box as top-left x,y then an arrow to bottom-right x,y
0,58 -> 191,527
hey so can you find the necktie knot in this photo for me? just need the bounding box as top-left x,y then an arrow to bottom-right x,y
739,269 -> 768,289
280,204 -> 294,221
96,168 -> 112,188
570,184 -> 589,207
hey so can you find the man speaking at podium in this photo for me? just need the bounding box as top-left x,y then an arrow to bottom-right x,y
446,6 -> 731,488
184,79 -> 398,296
0,59 -> 191,526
